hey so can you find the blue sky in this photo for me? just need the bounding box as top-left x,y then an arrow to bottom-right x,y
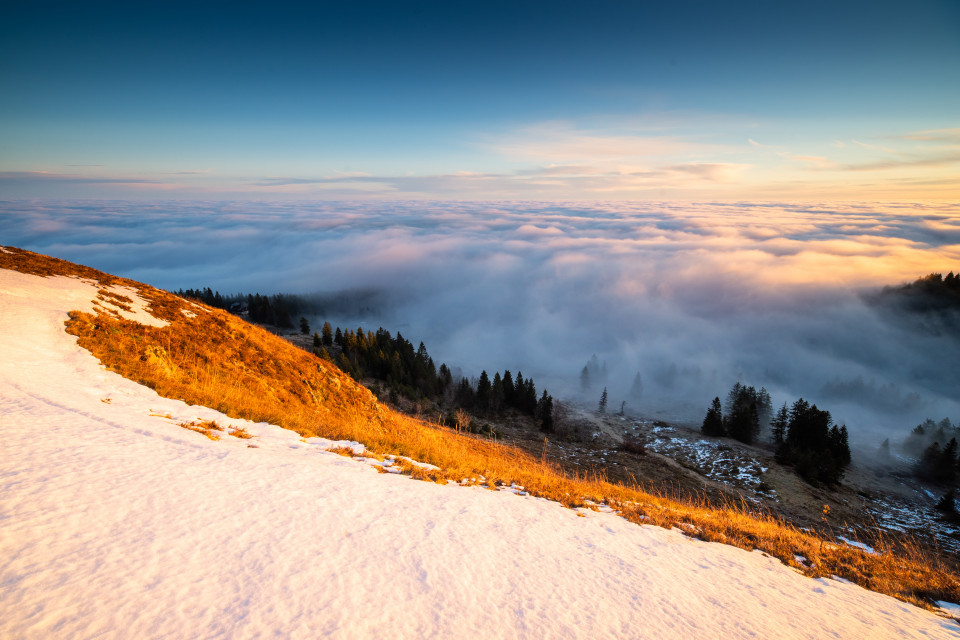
3,3 -> 959,431
1,0 -> 958,199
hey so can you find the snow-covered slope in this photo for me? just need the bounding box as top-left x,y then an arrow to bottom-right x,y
1,268 -> 957,639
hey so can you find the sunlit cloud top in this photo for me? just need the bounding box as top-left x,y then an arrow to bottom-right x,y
2,1 -> 958,200
5,199 -> 960,434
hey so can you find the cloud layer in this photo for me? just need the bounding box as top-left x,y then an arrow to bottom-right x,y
5,199 -> 960,440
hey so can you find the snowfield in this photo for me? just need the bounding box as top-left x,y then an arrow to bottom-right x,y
1,268 -> 957,639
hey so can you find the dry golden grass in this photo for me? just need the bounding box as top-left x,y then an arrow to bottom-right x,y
179,420 -> 222,440
230,425 -> 254,439
327,445 -> 361,457
2,245 -> 958,610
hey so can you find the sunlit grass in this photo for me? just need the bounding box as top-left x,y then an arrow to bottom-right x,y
3,245 -> 958,611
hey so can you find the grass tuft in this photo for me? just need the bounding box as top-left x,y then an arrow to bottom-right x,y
179,421 -> 221,440
229,426 -> 254,439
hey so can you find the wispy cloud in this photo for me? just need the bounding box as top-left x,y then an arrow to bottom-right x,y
748,138 -> 780,150
851,140 -> 900,155
485,121 -> 713,162
0,171 -> 162,184
249,163 -> 753,197
4,120 -> 958,200
830,126 -> 960,171
896,128 -> 960,143
839,153 -> 960,172
788,155 -> 835,169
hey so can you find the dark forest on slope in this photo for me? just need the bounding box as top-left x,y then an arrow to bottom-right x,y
175,287 -> 556,435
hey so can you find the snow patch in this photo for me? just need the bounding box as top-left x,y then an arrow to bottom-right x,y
99,283 -> 168,327
645,432 -> 770,493
938,601 -> 960,619
1,266 -> 957,639
837,536 -> 876,555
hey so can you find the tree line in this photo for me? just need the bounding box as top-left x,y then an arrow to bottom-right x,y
900,417 -> 959,485
317,322 -> 556,433
175,288 -> 303,329
701,383 -> 772,445
876,270 -> 960,315
174,287 -> 555,434
702,383 -> 850,485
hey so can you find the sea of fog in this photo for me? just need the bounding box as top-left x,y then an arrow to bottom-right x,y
4,199 -> 960,444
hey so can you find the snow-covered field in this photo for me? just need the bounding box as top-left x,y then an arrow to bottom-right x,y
1,268 -> 957,639
642,421 -> 772,494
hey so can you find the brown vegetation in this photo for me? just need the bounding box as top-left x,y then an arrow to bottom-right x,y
2,245 -> 958,610
179,419 -> 222,440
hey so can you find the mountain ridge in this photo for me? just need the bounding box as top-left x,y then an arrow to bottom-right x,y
1,245 -> 959,621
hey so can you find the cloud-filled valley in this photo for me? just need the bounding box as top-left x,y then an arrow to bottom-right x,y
5,199 -> 960,444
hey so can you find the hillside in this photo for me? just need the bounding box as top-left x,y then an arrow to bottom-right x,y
869,271 -> 960,339
1,246 -> 959,638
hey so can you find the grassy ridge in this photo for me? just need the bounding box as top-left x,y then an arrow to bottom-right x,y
3,245 -> 958,610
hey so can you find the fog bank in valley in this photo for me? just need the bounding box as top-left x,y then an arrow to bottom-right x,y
5,199 -> 960,444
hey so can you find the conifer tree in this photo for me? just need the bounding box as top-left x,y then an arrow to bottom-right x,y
936,489 -> 957,513
776,398 -> 849,485
720,382 -> 771,443
938,437 -> 958,483
300,317 -> 310,335
455,377 -> 475,408
514,372 -> 525,409
476,370 -> 492,413
537,391 -> 554,433
725,382 -> 745,415
438,363 -> 452,394
321,321 -> 333,346
580,366 -> 591,392
274,299 -> 293,328
598,387 -> 608,414
726,400 -> 759,444
878,437 -> 891,462
771,403 -> 789,445
757,387 -> 773,427
523,379 -> 537,416
337,352 -> 354,378
702,397 -> 725,437
491,372 -> 504,414
918,441 -> 942,481
629,372 -> 643,400
837,425 -> 851,465
502,370 -> 515,404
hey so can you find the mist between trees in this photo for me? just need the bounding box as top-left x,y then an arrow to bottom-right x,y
697,382 -> 851,486
174,258 -> 960,463
175,288 -> 556,436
